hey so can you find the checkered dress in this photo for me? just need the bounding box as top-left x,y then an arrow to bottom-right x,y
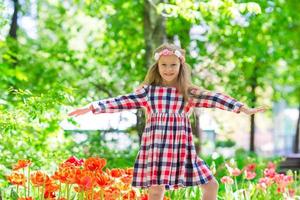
90,84 -> 244,190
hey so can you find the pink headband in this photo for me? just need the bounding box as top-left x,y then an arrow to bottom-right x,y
154,49 -> 185,63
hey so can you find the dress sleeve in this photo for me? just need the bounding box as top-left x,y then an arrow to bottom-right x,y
191,90 -> 244,113
89,85 -> 149,114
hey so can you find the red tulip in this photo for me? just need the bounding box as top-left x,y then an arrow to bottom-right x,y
245,163 -> 256,171
64,156 -> 84,167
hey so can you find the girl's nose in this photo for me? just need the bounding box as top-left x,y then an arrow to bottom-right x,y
165,65 -> 174,70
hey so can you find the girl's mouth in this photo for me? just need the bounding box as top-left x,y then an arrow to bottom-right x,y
164,73 -> 174,76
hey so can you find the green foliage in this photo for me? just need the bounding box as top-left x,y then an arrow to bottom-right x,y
0,0 -> 299,198
216,139 -> 236,148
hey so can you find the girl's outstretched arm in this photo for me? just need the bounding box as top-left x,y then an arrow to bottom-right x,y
68,85 -> 149,117
189,88 -> 268,114
189,88 -> 245,113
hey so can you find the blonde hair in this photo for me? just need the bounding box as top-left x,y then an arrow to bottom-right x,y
140,43 -> 200,103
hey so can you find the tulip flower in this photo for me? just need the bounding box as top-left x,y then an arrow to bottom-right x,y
12,160 -> 31,171
221,176 -> 234,184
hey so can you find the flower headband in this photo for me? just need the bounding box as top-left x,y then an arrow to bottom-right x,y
154,49 -> 185,63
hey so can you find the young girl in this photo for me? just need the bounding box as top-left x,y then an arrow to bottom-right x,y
68,43 -> 267,200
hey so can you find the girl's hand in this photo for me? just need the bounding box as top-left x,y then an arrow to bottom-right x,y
189,87 -> 207,96
68,107 -> 91,117
240,105 -> 269,115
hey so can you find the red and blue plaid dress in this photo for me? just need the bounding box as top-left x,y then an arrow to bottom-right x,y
90,84 -> 244,190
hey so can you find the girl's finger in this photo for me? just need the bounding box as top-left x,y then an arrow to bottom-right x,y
68,112 -> 75,116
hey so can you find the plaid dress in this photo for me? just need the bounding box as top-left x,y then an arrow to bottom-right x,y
90,84 -> 244,190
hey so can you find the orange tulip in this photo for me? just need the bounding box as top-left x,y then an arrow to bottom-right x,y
45,180 -> 60,193
12,160 -> 31,171
120,175 -> 133,184
109,168 -> 125,178
122,189 -> 137,199
95,172 -> 113,187
84,157 -> 106,171
52,165 -> 82,184
52,169 -> 69,184
7,172 -> 26,186
18,197 -> 33,200
103,187 -> 121,200
75,174 -> 95,191
124,167 -> 134,176
30,171 -> 50,187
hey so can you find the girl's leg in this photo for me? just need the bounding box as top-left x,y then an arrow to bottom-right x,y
149,185 -> 165,200
200,178 -> 219,200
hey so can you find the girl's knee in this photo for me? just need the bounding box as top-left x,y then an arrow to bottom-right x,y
149,185 -> 165,199
201,178 -> 219,191
149,185 -> 165,192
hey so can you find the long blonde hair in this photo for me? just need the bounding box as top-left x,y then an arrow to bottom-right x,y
140,43 -> 199,103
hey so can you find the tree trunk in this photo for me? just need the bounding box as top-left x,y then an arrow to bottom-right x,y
293,105 -> 300,153
143,0 -> 166,67
250,69 -> 258,152
192,109 -> 202,154
250,113 -> 255,152
8,0 -> 19,39
136,0 -> 166,144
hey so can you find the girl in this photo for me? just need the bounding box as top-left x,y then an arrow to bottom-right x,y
68,43 -> 267,200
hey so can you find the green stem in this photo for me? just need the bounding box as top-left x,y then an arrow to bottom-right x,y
27,166 -> 30,197
66,184 -> 69,200
58,182 -> 61,200
100,188 -> 104,200
23,168 -> 27,197
234,176 -> 238,192
40,186 -> 44,200
41,175 -> 46,200
91,188 -> 94,200
80,191 -> 84,200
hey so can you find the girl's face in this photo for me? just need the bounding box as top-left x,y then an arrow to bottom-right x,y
158,54 -> 181,86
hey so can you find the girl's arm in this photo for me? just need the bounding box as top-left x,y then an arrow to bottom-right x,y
68,85 -> 149,117
189,88 -> 244,113
89,85 -> 149,114
189,87 -> 268,115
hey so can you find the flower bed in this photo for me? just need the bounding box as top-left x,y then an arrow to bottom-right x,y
3,156 -> 300,200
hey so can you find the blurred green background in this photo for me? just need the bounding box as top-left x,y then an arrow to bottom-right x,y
0,0 -> 299,192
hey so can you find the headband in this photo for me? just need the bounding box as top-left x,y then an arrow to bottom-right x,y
154,49 -> 185,63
